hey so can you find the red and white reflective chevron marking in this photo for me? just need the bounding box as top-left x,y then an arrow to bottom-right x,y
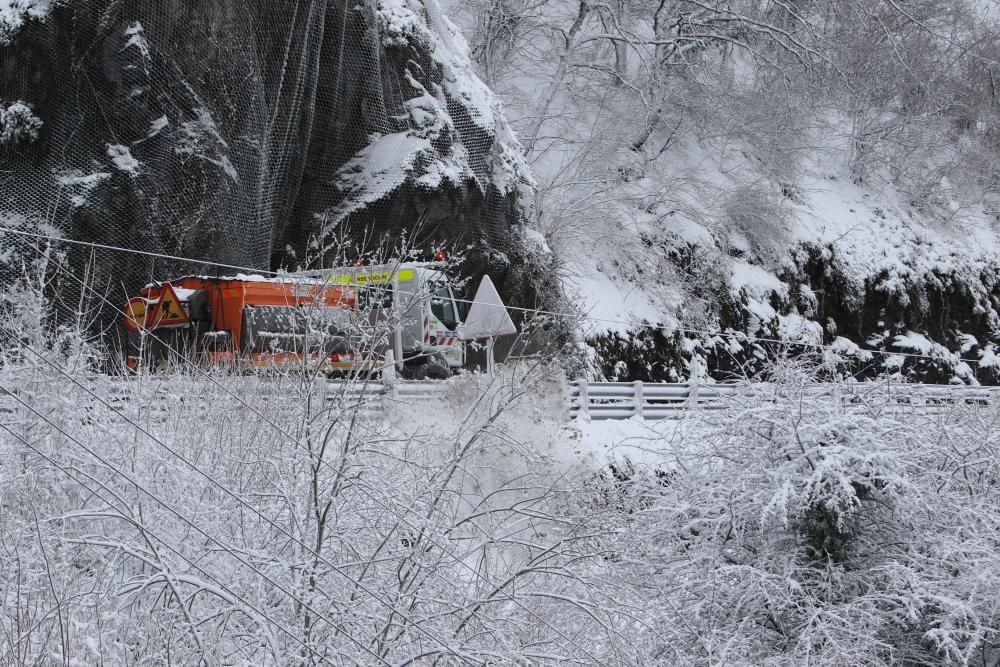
435,331 -> 460,346
423,313 -> 430,344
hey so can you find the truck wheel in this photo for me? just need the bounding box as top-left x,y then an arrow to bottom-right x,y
402,353 -> 451,380
424,353 -> 451,380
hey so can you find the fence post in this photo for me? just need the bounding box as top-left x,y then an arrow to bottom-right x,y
382,350 -> 398,404
633,380 -> 644,418
577,378 -> 589,420
688,375 -> 700,412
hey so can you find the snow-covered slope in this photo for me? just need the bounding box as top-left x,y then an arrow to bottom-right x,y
563,140 -> 1000,383
444,0 -> 1000,384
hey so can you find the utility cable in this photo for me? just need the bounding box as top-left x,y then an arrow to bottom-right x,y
1,231 -> 612,665
1,225 -> 981,660
0,389 -> 389,667
2,335 -> 602,666
0,232 -> 587,663
0,224 -> 991,368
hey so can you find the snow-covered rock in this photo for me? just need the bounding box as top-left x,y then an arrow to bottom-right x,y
1,0 -> 535,306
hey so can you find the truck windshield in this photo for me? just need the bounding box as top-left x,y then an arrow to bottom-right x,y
431,284 -> 458,329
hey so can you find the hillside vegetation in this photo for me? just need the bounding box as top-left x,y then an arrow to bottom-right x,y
447,0 -> 1000,382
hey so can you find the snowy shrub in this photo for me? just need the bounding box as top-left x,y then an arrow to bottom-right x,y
720,181 -> 793,262
0,0 -> 58,45
616,363 -> 1000,665
0,257 -> 628,664
2,246 -> 998,664
0,100 -> 43,146
0,1 -> 36,44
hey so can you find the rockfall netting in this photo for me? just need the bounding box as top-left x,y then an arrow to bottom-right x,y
0,0 -> 534,294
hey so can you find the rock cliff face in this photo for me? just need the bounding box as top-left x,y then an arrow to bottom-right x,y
1,0 -> 534,288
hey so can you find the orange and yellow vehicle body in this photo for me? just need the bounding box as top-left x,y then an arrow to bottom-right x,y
123,274 -> 367,373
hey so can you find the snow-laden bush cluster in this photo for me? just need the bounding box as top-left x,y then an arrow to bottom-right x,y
0,0 -> 53,45
611,364 -> 1000,664
0,100 -> 42,146
0,264 -> 609,664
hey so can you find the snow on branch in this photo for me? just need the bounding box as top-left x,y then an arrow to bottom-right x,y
0,0 -> 54,45
0,100 -> 42,146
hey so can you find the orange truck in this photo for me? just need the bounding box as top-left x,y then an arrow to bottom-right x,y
123,273 -> 365,373
122,262 -> 514,377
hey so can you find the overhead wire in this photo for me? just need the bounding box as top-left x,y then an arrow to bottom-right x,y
2,324 -> 502,666
0,226 -> 285,277
0,228 -> 615,665
4,215 -> 989,659
0,378 -> 386,667
0,224 -> 991,368
0,232 -> 605,666
0,239 -> 500,666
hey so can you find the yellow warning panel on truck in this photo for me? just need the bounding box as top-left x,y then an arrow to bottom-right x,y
148,284 -> 191,327
328,269 -> 415,285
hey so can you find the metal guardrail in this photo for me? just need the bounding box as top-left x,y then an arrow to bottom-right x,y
4,377 -> 997,424
569,380 -> 738,420
570,380 -> 1000,420
325,379 -> 445,401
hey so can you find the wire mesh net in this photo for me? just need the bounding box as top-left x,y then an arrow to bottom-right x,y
0,0 -> 534,305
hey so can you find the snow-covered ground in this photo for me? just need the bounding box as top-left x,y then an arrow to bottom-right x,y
574,414 -> 681,467
559,144 -> 1000,336
4,355 -> 999,664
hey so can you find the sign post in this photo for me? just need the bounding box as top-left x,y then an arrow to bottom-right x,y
458,276 -> 517,376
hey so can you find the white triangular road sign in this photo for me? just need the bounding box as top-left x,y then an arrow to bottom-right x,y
460,275 -> 517,340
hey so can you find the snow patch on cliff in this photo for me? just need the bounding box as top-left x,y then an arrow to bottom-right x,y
0,100 -> 42,145
174,108 -> 238,183
121,22 -> 150,74
146,115 -> 168,138
0,0 -> 53,45
335,0 -> 535,226
326,133 -> 434,228
56,169 -> 111,207
106,144 -> 140,175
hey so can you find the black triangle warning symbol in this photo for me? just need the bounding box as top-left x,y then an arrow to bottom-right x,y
150,283 -> 191,327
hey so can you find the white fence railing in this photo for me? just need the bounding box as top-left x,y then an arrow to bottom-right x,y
570,380 -> 740,420
570,380 -> 1000,420
325,379 -> 445,402
6,378 -> 998,423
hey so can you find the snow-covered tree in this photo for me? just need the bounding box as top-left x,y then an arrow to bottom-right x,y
605,363 -> 1000,663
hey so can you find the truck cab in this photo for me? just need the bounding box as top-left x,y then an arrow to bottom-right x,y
309,262 -> 466,378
